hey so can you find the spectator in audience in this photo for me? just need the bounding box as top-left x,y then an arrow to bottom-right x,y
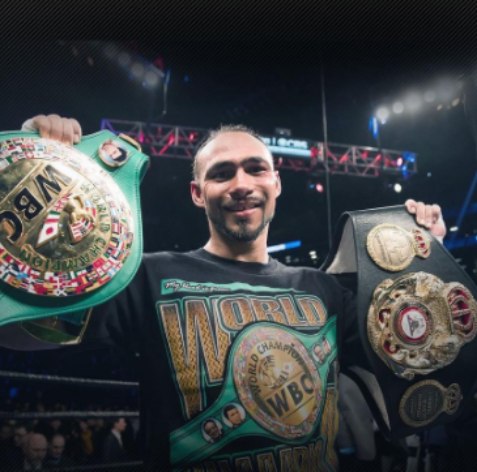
21,432 -> 48,471
44,433 -> 76,469
4,423 -> 30,469
101,417 -> 128,463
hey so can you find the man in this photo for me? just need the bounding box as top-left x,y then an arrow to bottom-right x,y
21,432 -> 48,471
202,419 -> 223,443
101,417 -> 128,464
223,404 -> 245,428
3,423 -> 29,469
44,433 -> 76,469
2,115 -> 445,471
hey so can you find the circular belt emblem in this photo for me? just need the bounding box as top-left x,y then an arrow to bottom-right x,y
399,380 -> 462,427
367,224 -> 430,272
368,272 -> 477,379
0,137 -> 133,296
233,325 -> 321,439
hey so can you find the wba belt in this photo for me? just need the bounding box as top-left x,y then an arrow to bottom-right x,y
0,131 -> 149,332
321,206 -> 477,438
170,319 -> 337,468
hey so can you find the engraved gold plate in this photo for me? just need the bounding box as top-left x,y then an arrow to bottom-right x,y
367,224 -> 431,272
367,272 -> 477,379
0,137 -> 134,296
399,380 -> 462,427
233,325 -> 321,439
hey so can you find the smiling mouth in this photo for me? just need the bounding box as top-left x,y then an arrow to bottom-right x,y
225,200 -> 263,212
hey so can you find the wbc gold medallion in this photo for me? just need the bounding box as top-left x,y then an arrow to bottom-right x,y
399,380 -> 462,427
0,137 -> 133,297
367,224 -> 431,272
233,325 -> 321,439
367,272 -> 477,379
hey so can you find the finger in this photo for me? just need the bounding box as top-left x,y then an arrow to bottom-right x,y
69,118 -> 82,144
431,204 -> 442,224
46,114 -> 64,142
31,114 -> 51,138
62,118 -> 75,145
414,201 -> 427,226
405,199 -> 417,214
424,204 -> 434,228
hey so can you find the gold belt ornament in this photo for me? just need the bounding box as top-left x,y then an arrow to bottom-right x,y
0,136 -> 134,297
367,223 -> 431,272
367,272 -> 477,380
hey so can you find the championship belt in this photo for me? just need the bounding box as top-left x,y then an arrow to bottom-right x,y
170,319 -> 337,468
321,206 -> 477,438
0,131 -> 149,340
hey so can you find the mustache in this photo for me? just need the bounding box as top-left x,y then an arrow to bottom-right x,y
222,197 -> 265,210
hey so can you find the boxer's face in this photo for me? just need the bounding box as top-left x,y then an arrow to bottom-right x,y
191,132 -> 281,244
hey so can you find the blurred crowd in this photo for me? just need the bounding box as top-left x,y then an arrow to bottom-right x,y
0,413 -> 138,471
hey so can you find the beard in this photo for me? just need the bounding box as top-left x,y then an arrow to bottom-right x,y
208,210 -> 274,242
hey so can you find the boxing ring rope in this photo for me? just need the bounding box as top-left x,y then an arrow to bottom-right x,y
0,369 -> 139,388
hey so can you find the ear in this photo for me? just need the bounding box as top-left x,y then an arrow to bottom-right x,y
274,171 -> 282,198
190,181 -> 205,208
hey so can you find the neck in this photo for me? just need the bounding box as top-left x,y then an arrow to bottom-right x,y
204,233 -> 269,264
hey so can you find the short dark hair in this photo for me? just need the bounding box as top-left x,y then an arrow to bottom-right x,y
223,404 -> 239,418
192,124 -> 268,179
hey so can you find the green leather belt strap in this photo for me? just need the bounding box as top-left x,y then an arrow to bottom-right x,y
170,318 -> 337,468
0,130 -> 149,327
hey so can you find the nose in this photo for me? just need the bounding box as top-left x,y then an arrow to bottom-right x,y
229,168 -> 253,198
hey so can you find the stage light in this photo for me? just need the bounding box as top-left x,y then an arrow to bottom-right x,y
143,69 -> 160,88
450,226 -> 459,232
392,101 -> 404,114
404,93 -> 422,112
452,97 -> 461,107
393,183 -> 402,193
267,240 -> 302,253
396,156 -> 404,167
436,79 -> 457,103
315,183 -> 325,193
309,250 -> 318,260
376,106 -> 390,124
423,90 -> 436,103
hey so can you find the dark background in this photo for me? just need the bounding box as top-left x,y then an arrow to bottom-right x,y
1,37 -> 476,271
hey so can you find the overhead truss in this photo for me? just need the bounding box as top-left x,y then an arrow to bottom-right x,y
101,119 -> 418,178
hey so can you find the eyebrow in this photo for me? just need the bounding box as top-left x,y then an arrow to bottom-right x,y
204,156 -> 272,179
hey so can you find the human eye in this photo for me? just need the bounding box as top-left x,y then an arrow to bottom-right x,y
248,164 -> 268,175
208,167 -> 234,181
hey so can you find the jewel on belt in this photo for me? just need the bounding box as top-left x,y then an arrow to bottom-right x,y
367,272 -> 477,380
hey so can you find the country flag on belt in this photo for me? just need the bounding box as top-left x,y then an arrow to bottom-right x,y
36,210 -> 61,247
69,216 -> 94,243
53,193 -> 70,212
83,198 -> 97,218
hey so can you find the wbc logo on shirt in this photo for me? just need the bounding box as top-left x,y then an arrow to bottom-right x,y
233,325 -> 322,439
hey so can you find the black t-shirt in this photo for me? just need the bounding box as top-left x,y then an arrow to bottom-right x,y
86,249 -> 357,471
